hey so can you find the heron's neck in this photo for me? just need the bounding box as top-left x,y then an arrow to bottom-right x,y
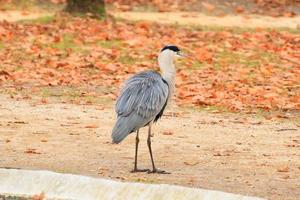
158,54 -> 176,96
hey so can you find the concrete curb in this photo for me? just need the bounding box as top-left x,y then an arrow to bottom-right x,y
0,169 -> 265,200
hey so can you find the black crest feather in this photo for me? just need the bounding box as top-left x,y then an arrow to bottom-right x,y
161,45 -> 180,52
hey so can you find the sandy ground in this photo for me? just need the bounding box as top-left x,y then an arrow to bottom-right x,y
1,10 -> 300,29
112,12 -> 300,29
0,10 -> 52,22
0,95 -> 299,200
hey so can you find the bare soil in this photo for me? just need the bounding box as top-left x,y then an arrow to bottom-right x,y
1,10 -> 300,29
112,11 -> 300,29
0,95 -> 299,200
0,10 -> 52,22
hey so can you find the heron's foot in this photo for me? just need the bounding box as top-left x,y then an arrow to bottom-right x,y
148,168 -> 170,174
131,168 -> 149,173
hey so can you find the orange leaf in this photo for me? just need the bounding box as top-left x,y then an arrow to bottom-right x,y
85,124 -> 98,128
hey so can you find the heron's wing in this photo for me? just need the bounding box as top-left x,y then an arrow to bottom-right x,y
116,70 -> 169,120
112,71 -> 169,143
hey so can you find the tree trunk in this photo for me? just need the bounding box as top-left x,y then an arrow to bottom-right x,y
66,0 -> 105,18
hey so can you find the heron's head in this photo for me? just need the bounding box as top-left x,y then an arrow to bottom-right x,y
159,45 -> 185,59
158,45 -> 185,71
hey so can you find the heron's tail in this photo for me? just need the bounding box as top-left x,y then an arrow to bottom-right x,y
111,116 -> 134,144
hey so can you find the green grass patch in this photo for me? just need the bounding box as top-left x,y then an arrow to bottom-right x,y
28,15 -> 54,24
119,55 -> 136,65
258,50 -> 281,64
96,40 -> 122,49
0,85 -> 114,106
49,33 -> 90,55
1,0 -> 64,12
215,48 -> 281,68
15,66 -> 24,72
35,86 -> 114,105
0,42 -> 4,50
51,34 -> 76,50
0,0 -> 35,10
189,60 -> 205,70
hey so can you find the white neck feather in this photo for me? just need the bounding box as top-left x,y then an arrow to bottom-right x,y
158,51 -> 176,97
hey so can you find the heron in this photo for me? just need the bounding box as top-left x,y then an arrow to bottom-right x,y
111,45 -> 184,174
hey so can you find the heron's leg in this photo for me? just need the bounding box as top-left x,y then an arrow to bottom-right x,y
147,124 -> 170,174
131,129 -> 148,173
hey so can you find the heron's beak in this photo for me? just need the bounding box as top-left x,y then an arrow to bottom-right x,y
176,51 -> 187,58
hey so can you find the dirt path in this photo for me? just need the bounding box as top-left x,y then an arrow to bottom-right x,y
0,95 -> 299,200
0,10 -> 52,22
112,11 -> 300,29
1,10 -> 300,29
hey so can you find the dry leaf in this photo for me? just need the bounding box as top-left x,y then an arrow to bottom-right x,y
162,130 -> 174,135
277,166 -> 289,173
24,148 -> 41,154
85,124 -> 98,128
32,192 -> 46,200
201,2 -> 215,12
184,161 -> 199,166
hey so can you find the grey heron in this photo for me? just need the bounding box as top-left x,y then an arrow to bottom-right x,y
112,45 -> 184,174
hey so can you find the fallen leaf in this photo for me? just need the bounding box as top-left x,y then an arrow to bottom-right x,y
32,192 -> 45,200
162,130 -> 174,135
235,6 -> 245,13
277,166 -> 289,173
41,98 -> 48,104
184,161 -> 199,166
201,2 -> 215,12
24,148 -> 41,154
85,124 -> 98,128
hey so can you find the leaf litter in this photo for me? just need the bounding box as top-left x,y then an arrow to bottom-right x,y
0,14 -> 299,115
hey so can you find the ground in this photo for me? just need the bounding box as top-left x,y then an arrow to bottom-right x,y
0,95 -> 299,200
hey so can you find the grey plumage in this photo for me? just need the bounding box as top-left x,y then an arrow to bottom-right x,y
112,70 -> 169,143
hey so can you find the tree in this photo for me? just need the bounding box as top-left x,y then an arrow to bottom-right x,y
65,0 -> 105,18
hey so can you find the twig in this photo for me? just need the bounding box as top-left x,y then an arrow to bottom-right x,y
276,128 -> 298,132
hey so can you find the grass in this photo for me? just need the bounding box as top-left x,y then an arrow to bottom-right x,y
0,0 -> 63,12
35,86 -> 114,105
49,33 -> 91,55
2,11 -> 298,115
96,40 -> 122,49
20,15 -> 55,24
119,55 -> 136,65
189,61 -> 205,70
0,0 -> 35,10
0,42 -> 3,50
51,34 -> 76,50
214,48 -> 281,69
14,66 -> 24,72
0,85 -> 114,106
